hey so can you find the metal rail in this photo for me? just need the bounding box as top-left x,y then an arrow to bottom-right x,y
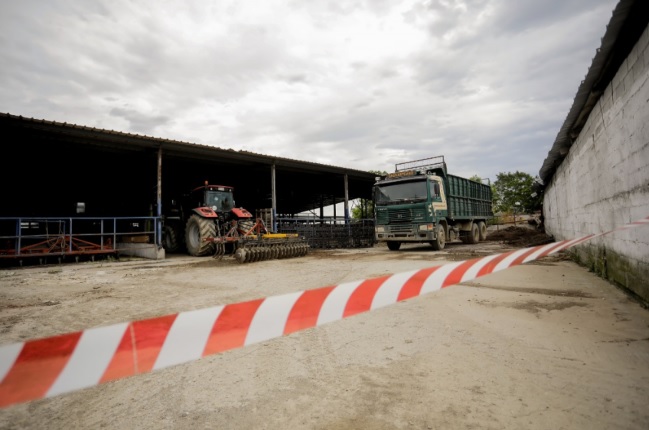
277,216 -> 375,249
0,216 -> 160,262
394,155 -> 446,173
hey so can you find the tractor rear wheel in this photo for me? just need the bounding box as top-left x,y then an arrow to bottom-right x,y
185,215 -> 216,256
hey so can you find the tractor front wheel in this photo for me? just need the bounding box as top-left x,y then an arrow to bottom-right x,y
237,218 -> 255,235
163,225 -> 181,253
185,215 -> 216,256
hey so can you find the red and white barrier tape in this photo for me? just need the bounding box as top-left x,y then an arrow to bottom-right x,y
1,217 -> 647,408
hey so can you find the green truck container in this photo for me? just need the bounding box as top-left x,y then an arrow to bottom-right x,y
374,155 -> 493,251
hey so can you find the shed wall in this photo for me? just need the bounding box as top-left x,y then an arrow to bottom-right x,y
543,24 -> 649,302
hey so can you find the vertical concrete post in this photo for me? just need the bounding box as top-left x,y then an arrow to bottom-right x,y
344,174 -> 350,224
156,146 -> 162,248
271,162 -> 277,233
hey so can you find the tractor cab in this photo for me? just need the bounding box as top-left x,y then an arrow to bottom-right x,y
189,184 -> 235,216
200,186 -> 235,213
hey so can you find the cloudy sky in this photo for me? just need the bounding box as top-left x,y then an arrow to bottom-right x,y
1,0 -> 618,182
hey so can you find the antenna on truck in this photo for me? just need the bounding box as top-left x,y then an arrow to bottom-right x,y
395,156 -> 447,176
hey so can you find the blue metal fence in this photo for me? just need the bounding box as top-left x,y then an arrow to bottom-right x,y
0,216 -> 160,262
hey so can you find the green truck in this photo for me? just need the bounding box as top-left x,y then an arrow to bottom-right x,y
374,156 -> 493,251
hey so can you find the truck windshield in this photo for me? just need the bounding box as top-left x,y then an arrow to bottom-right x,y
206,190 -> 234,211
374,179 -> 428,204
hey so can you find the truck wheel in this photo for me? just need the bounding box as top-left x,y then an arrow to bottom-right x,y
387,241 -> 401,251
430,224 -> 446,250
163,225 -> 180,253
467,222 -> 480,244
477,221 -> 487,241
185,215 -> 216,256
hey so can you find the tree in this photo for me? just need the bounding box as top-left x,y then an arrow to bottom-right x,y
352,170 -> 387,219
351,199 -> 373,219
469,174 -> 482,183
492,171 -> 542,214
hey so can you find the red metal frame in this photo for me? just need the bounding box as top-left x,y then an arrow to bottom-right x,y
0,235 -> 117,259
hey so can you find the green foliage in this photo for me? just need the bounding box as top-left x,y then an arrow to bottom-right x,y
469,174 -> 482,183
353,170 -> 387,219
492,171 -> 542,214
351,199 -> 374,219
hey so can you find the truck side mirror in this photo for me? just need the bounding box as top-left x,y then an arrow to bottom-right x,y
432,182 -> 442,201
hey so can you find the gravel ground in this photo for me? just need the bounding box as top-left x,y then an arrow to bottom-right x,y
1,237 -> 648,430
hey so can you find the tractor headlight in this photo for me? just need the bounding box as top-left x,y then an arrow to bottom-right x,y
419,224 -> 434,231
376,226 -> 385,233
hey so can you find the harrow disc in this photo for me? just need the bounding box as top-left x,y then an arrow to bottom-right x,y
234,237 -> 309,263
234,247 -> 247,264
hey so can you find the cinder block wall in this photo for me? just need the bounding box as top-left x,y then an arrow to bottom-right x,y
543,24 -> 649,302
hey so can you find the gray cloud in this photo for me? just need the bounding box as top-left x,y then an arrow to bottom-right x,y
492,0 -> 614,34
0,0 -> 620,184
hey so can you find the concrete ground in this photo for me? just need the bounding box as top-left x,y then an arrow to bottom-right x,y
0,239 -> 648,429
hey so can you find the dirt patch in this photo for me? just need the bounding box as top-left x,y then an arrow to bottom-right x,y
486,225 -> 554,247
464,284 -> 595,298
508,300 -> 590,315
2,238 -> 649,429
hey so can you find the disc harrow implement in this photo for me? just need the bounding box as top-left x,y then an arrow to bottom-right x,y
233,238 -> 309,263
207,218 -> 309,264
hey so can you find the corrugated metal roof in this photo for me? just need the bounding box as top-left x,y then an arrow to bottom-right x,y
2,112 -> 380,215
1,112 -> 374,177
538,0 -> 649,184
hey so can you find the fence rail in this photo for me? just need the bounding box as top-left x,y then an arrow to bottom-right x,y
277,217 -> 375,249
0,217 -> 159,263
0,215 -> 378,264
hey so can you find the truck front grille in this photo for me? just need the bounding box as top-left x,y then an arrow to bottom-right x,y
389,224 -> 413,233
387,208 -> 425,223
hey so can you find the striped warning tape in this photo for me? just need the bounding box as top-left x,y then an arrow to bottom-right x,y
0,217 -> 647,408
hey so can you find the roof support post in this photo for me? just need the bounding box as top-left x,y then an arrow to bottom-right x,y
156,146 -> 162,248
271,162 -> 277,233
344,173 -> 350,224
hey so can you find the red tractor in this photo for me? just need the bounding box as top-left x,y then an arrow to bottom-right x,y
162,183 -> 307,263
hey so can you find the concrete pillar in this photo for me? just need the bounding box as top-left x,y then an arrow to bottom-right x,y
271,163 -> 277,232
344,174 -> 350,224
157,146 -> 162,247
319,199 -> 324,224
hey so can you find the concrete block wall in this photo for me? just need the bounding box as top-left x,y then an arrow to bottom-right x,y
116,243 -> 166,260
543,24 -> 649,302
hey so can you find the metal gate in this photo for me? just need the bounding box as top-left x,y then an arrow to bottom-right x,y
277,217 -> 375,249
